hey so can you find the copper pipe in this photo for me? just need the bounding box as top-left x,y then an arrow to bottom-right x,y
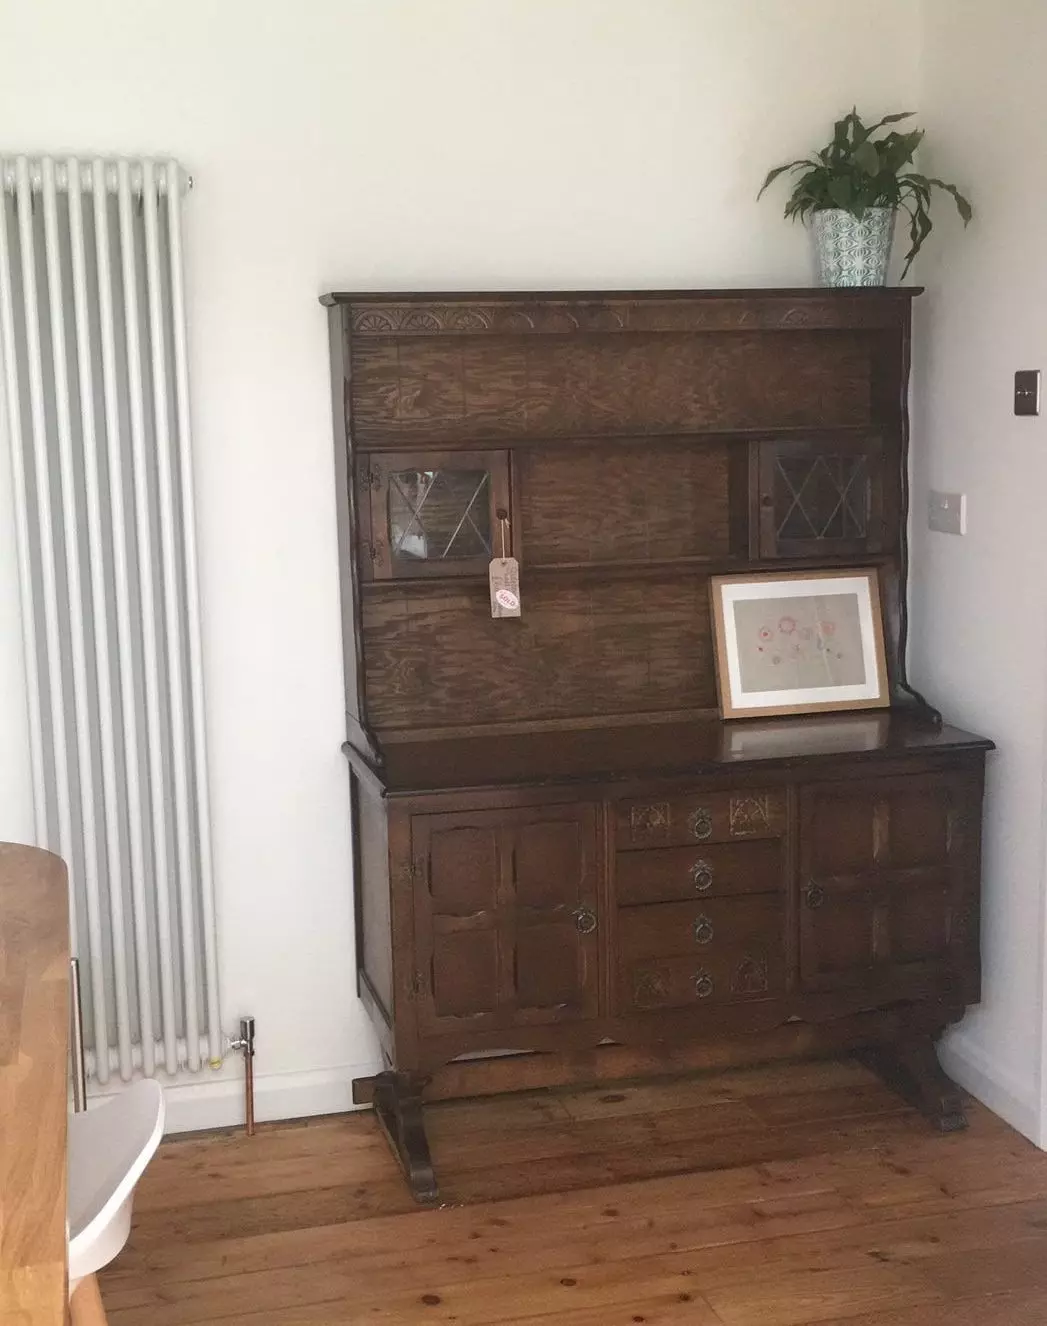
244,1031 -> 255,1137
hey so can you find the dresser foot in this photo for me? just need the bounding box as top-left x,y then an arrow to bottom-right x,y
372,1071 -> 440,1204
859,1035 -> 967,1133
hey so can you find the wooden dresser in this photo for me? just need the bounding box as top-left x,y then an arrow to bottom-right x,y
322,288 -> 993,1203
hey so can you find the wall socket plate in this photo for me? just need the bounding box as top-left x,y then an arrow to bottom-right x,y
1015,369 -> 1041,416
928,490 -> 966,536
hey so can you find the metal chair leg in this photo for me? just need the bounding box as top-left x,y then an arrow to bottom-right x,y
70,957 -> 87,1113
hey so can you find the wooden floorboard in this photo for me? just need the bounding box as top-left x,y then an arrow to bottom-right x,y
100,1056 -> 1047,1325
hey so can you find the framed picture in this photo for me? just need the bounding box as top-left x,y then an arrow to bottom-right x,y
710,569 -> 889,720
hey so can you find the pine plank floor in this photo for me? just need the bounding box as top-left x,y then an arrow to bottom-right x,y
100,1057 -> 1047,1325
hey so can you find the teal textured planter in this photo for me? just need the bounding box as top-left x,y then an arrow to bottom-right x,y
812,207 -> 895,287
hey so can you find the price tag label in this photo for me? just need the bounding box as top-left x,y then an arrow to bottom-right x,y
489,556 -> 522,619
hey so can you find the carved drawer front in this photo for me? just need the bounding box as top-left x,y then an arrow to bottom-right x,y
622,949 -> 784,1012
615,790 -> 785,851
615,840 -> 783,906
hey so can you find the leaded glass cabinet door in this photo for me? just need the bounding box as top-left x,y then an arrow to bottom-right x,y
757,436 -> 886,560
361,450 -> 511,579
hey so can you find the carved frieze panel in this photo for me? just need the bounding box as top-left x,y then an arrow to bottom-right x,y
347,298 -> 904,337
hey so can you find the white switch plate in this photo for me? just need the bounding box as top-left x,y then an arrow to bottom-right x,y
928,490 -> 966,535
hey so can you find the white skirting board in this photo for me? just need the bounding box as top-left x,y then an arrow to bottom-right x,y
89,1059 -> 383,1135
937,1028 -> 1041,1147
91,1038 -> 1042,1144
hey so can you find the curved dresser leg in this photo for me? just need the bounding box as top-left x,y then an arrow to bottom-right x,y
860,1033 -> 968,1133
372,1071 -> 440,1204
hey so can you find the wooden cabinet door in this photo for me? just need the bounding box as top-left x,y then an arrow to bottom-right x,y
358,449 -> 511,580
757,435 -> 887,560
411,803 -> 600,1038
799,774 -> 976,995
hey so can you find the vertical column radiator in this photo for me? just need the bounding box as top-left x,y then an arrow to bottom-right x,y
0,155 -> 221,1083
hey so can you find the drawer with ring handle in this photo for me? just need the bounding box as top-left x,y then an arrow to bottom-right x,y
617,894 -> 782,964
572,905 -> 598,934
616,789 -> 785,850
615,839 -> 782,906
622,948 -> 782,1012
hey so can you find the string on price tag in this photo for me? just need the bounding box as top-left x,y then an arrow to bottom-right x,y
489,509 -> 522,619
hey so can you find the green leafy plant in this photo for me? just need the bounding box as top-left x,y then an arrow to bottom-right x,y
759,110 -> 972,279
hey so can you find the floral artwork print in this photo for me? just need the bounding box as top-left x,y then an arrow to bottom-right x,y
732,593 -> 867,695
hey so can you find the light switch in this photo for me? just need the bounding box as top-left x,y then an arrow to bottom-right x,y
928,490 -> 966,535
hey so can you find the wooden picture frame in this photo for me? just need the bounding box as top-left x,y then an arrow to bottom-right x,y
710,568 -> 890,719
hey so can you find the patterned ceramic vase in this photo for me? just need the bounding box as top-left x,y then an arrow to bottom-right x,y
811,207 -> 896,286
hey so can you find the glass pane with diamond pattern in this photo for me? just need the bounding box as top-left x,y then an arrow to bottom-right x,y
775,454 -> 869,542
388,469 -> 492,562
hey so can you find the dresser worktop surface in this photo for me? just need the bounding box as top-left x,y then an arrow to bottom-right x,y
357,712 -> 994,797
0,843 -> 69,1325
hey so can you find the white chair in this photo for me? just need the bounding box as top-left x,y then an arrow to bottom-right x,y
67,1079 -> 165,1326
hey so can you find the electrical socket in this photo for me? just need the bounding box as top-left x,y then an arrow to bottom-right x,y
1015,369 -> 1041,417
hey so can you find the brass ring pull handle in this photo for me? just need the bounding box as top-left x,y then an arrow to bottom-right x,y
573,906 -> 598,935
693,914 -> 714,945
804,884 -> 827,910
689,808 -> 713,841
690,859 -> 714,893
694,970 -> 714,999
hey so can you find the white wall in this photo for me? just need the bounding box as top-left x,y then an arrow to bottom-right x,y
912,1 -> 1047,1142
0,0 -> 920,1127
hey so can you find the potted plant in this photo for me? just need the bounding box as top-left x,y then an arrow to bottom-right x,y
759,110 -> 972,286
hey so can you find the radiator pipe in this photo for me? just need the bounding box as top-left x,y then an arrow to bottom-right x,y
229,1016 -> 256,1136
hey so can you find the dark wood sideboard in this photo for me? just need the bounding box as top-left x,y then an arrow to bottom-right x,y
321,288 -> 993,1203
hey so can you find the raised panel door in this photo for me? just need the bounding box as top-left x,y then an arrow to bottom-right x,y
412,804 -> 599,1037
799,774 -> 969,994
